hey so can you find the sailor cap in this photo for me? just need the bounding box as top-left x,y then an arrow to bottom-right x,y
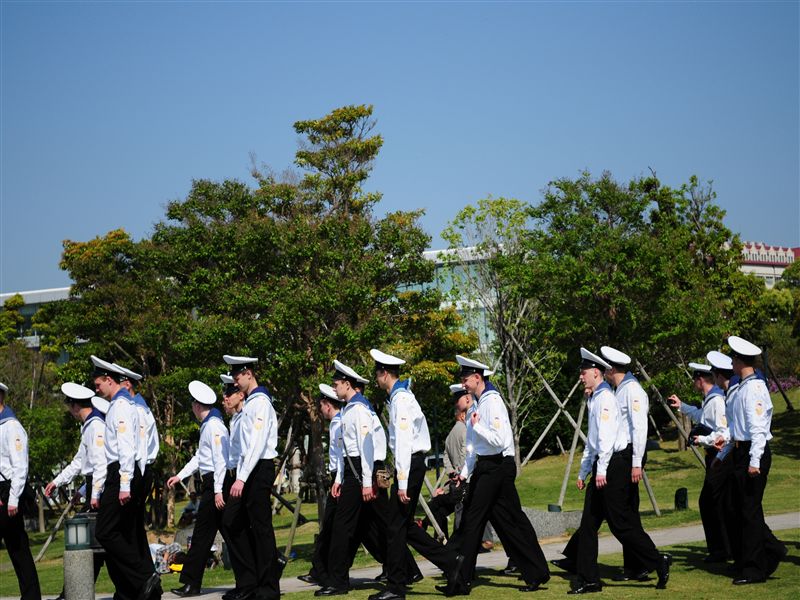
600,346 -> 631,368
332,360 -> 361,383
223,355 -> 258,374
456,355 -> 491,377
0,382 -> 7,394
91,396 -> 110,414
189,380 -> 217,405
220,373 -> 239,395
318,383 -> 342,403
61,382 -> 95,402
449,383 -> 469,400
727,336 -> 762,358
370,349 -> 406,371
220,374 -> 234,385
113,364 -> 143,382
91,355 -> 125,378
688,362 -> 712,374
706,351 -> 733,371
580,348 -> 611,371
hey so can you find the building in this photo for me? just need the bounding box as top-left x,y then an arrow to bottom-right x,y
738,241 -> 798,289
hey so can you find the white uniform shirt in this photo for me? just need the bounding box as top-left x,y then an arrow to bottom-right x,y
459,383 -> 514,480
176,411 -> 230,494
679,385 -> 726,449
614,373 -> 649,467
0,410 -> 29,506
134,394 -> 160,465
718,375 -> 773,468
579,382 -> 619,481
698,382 -> 737,447
335,394 -> 375,486
388,381 -> 431,491
237,387 -> 278,482
328,412 -> 342,473
52,411 -> 108,500
373,414 -> 388,462
227,410 -> 243,470
105,389 -> 140,493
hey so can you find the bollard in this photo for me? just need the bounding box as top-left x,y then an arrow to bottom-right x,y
674,487 -> 688,511
64,515 -> 96,600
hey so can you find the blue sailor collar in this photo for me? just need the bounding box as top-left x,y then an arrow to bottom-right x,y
704,385 -> 725,402
592,381 -> 613,398
738,373 -> 759,387
476,381 -> 501,404
389,379 -> 411,402
347,392 -> 375,414
246,385 -> 272,403
112,388 -> 134,404
0,405 -> 18,426
133,393 -> 151,411
201,408 -> 224,427
82,408 -> 105,431
615,372 -> 639,390
331,411 -> 342,423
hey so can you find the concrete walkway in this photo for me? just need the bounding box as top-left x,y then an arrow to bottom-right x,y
23,512 -> 800,599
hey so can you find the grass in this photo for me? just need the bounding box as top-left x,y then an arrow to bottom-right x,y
2,388 -> 799,596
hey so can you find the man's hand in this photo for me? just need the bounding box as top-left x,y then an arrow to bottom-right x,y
433,487 -> 445,497
398,489 -> 410,504
214,492 -> 226,510
7,503 -> 18,517
362,486 -> 375,502
91,498 -> 100,510
595,474 -> 608,489
576,478 -> 585,491
230,479 -> 245,498
667,394 -> 681,409
713,437 -> 726,451
70,490 -> 83,505
748,466 -> 761,478
631,467 -> 643,483
119,491 -> 131,505
166,475 -> 181,489
45,481 -> 57,497
471,411 -> 480,427
331,482 -> 341,499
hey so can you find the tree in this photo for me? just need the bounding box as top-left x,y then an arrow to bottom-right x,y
0,293 -> 25,344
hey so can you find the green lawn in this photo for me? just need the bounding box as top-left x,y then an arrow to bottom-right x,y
3,388 -> 799,596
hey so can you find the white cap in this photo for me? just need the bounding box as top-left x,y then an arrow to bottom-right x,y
449,384 -> 469,397
91,396 -> 110,414
600,346 -> 631,368
61,382 -> 95,401
688,362 -> 712,374
728,335 -> 762,358
354,373 -> 369,385
189,380 -> 217,405
90,355 -> 125,377
113,363 -> 142,382
370,349 -> 406,368
220,374 -> 234,385
318,383 -> 339,402
223,355 -> 258,374
333,359 -> 361,382
707,350 -> 733,371
580,348 -> 612,371
0,382 -> 9,394
455,355 -> 491,376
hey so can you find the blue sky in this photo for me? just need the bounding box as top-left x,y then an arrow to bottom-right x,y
1,1 -> 798,293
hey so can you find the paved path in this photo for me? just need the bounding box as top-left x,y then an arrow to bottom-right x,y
22,512 -> 800,599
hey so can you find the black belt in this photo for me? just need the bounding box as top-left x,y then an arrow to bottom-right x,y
226,468 -> 237,478
477,453 -> 503,462
612,444 -> 633,457
412,451 -> 425,458
733,440 -> 752,449
201,472 -> 214,482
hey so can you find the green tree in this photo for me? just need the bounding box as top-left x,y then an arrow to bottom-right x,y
0,293 -> 25,344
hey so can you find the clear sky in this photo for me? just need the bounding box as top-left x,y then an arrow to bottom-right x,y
1,1 -> 798,293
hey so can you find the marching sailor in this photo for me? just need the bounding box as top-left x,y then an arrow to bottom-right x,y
167,381 -> 230,597
223,354 -> 281,600
448,354 -> 548,595
0,381 -> 42,600
668,361 -> 728,561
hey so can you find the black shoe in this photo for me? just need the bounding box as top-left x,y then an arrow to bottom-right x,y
732,577 -> 765,585
656,554 -> 672,590
550,559 -> 576,574
221,589 -> 241,600
226,591 -> 254,600
277,552 -> 288,577
435,583 -> 469,596
171,584 -> 202,597
611,570 -> 650,582
374,570 -> 388,583
519,582 -> 542,592
406,572 -> 424,585
138,573 -> 161,600
567,581 -> 602,595
298,574 -> 320,585
444,554 -> 466,596
368,591 -> 406,600
315,587 -> 349,596
704,553 -> 729,564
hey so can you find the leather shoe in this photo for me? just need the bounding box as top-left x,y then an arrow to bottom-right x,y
444,554 -> 466,596
519,582 -> 541,592
138,573 -> 161,600
656,553 -> 672,590
315,587 -> 349,596
435,583 -> 468,596
221,589 -> 241,600
374,570 -> 388,582
550,559 -> 576,574
368,591 -> 406,600
298,574 -> 320,585
226,591 -> 254,600
171,584 -> 201,597
732,577 -> 765,585
567,581 -> 602,594
611,570 -> 650,582
407,572 -> 424,584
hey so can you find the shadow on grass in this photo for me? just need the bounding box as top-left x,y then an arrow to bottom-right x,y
770,410 -> 800,460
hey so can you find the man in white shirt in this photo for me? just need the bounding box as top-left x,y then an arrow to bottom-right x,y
224,354 -> 281,600
0,381 -> 41,600
167,381 -> 230,597
669,361 -> 729,561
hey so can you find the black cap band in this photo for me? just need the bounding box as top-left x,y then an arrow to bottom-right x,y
580,359 -> 606,372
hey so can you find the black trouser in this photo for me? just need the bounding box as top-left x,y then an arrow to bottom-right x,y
310,476 -> 338,582
0,480 -> 41,600
180,472 -> 224,589
726,442 -> 786,580
699,449 -> 731,558
621,449 -> 648,573
424,488 -> 460,539
137,464 -> 154,563
326,458 -> 369,590
95,462 -> 154,600
221,470 -> 253,592
575,450 -> 660,583
456,455 -> 549,589
384,453 -> 457,594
